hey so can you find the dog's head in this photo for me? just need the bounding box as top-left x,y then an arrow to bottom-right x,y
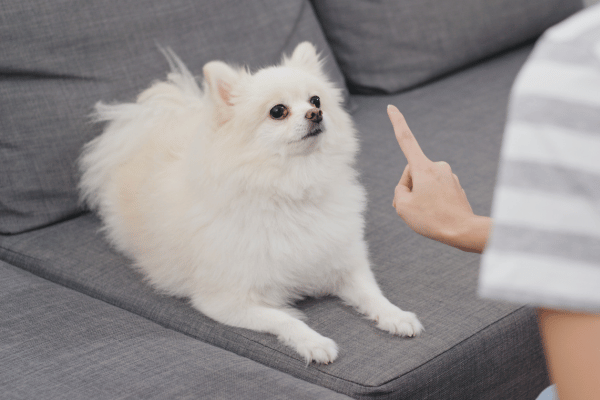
202,42 -> 353,161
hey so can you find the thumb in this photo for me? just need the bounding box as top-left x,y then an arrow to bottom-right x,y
395,180 -> 411,196
398,164 -> 412,191
393,180 -> 412,209
394,165 -> 412,208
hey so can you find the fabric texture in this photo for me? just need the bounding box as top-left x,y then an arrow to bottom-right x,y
480,4 -> 600,312
0,44 -> 550,399
310,0 -> 582,94
0,260 -> 351,400
0,0 -> 345,235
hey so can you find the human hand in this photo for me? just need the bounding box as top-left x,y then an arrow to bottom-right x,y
388,104 -> 490,253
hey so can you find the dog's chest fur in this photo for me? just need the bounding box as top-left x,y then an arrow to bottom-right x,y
192,167 -> 366,290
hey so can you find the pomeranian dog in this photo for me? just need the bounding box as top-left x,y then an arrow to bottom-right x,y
79,42 -> 422,364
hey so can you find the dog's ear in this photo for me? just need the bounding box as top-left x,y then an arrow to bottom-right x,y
203,61 -> 240,125
284,42 -> 323,76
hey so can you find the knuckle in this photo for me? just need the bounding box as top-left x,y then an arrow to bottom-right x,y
423,164 -> 436,175
435,161 -> 451,171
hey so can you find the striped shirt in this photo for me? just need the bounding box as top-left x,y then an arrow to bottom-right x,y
479,4 -> 600,313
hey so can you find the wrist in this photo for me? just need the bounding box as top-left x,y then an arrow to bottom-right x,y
443,215 -> 491,254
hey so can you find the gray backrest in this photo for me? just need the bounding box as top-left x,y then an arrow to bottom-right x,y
0,0 -> 344,234
311,0 -> 582,93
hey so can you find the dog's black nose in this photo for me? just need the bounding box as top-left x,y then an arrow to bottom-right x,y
305,108 -> 323,123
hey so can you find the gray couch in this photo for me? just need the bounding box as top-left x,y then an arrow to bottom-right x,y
0,1 -> 583,399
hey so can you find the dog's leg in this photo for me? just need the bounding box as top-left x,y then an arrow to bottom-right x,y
190,296 -> 338,364
335,242 -> 424,337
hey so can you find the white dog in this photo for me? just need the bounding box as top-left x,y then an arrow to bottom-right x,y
79,42 -> 423,364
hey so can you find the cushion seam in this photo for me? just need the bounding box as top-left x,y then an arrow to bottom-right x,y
0,243 -> 527,390
0,245 -> 296,360
0,244 -> 368,387
378,305 -> 528,387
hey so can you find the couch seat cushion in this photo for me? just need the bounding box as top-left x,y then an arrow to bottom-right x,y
0,260 -> 351,399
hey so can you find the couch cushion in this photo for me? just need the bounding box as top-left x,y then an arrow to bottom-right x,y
0,0 -> 345,235
310,0 -> 582,94
0,260 -> 351,399
0,44 -> 550,399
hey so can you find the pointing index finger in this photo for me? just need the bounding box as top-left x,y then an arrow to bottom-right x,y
387,105 -> 430,169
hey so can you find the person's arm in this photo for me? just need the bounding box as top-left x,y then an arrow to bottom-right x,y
537,309 -> 600,400
388,106 -> 600,398
388,105 -> 491,253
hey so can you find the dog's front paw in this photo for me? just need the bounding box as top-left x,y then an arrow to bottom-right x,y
295,334 -> 339,365
375,308 -> 424,337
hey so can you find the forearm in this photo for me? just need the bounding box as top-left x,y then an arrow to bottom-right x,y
537,309 -> 600,400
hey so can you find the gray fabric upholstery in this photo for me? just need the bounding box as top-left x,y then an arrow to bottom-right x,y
0,44 -> 550,399
361,307 -> 549,399
310,0 -> 582,94
0,260 -> 351,400
0,0 -> 345,235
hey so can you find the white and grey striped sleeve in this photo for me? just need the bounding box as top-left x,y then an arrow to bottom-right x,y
479,4 -> 600,313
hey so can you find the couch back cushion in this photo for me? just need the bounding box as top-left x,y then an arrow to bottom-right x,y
310,0 -> 582,94
0,0 -> 345,234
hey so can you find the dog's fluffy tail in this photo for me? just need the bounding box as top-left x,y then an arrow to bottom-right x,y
78,101 -> 149,211
78,48 -> 202,211
159,46 -> 203,101
136,47 -> 203,104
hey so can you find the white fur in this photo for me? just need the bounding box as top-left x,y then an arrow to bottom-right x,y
79,42 -> 423,364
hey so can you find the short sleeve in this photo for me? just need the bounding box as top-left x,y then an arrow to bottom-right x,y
479,5 -> 600,313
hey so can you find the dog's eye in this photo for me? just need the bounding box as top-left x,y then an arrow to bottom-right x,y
269,104 -> 289,120
310,96 -> 320,108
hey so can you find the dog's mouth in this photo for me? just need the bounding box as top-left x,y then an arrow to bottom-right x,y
301,126 -> 323,140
